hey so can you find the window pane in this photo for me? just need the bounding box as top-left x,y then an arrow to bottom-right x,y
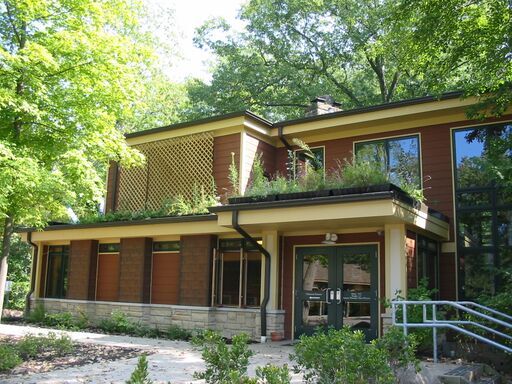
388,137 -> 420,187
458,211 -> 493,247
497,211 -> 512,247
153,241 -> 180,252
45,246 -> 69,298
462,253 -> 496,298
99,243 -> 120,253
220,252 -> 240,306
456,191 -> 491,208
245,252 -> 261,307
355,142 -> 387,174
295,147 -> 324,177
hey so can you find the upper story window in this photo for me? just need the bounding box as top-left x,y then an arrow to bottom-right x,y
45,245 -> 69,298
452,123 -> 512,299
294,146 -> 325,178
355,135 -> 421,188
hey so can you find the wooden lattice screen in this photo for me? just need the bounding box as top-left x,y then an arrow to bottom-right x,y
116,132 -> 214,212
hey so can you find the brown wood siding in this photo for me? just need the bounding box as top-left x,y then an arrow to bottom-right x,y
104,161 -> 119,213
151,252 -> 181,304
88,245 -> 98,301
96,253 -> 120,302
214,133 -> 241,202
282,233 -> 384,339
244,135 -> 277,190
439,252 -> 456,300
39,245 -> 48,298
406,231 -> 417,289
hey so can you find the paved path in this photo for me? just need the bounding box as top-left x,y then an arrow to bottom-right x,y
0,324 -> 301,383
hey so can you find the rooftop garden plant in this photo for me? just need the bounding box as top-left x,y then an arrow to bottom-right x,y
231,139 -> 426,203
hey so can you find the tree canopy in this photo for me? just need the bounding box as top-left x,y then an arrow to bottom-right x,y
0,0 -> 166,318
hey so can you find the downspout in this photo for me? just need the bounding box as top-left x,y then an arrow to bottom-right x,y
24,232 -> 38,317
232,210 -> 270,343
277,126 -> 293,152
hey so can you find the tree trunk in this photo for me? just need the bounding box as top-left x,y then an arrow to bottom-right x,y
0,216 -> 14,322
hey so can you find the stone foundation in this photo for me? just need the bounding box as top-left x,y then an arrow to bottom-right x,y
32,299 -> 285,340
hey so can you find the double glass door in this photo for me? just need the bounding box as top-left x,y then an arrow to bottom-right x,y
294,245 -> 378,340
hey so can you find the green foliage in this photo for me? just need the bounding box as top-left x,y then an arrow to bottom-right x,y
5,234 -> 31,310
26,304 -> 46,324
166,324 -> 192,341
45,311 -> 89,331
16,332 -> 73,359
0,344 -> 22,372
256,364 -> 291,384
98,310 -> 142,335
192,330 -> 254,384
292,327 -> 394,384
229,152 -> 240,197
126,354 -> 153,384
329,157 -> 389,189
374,326 -> 420,379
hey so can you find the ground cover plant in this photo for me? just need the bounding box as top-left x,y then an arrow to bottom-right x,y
126,354 -> 153,384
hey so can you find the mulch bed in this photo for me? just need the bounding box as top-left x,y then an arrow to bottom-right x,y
0,335 -> 146,377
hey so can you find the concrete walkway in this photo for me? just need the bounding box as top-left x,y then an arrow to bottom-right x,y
0,324 -> 301,383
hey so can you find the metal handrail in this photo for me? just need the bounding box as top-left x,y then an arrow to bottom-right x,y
391,300 -> 512,363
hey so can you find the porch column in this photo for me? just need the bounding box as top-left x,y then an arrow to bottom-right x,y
262,230 -> 280,310
33,243 -> 43,298
384,223 -> 407,303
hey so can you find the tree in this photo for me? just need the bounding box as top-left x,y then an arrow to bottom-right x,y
187,0 -> 448,120
0,0 -> 153,320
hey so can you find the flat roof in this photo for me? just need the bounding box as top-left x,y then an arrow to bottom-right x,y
124,92 -> 464,139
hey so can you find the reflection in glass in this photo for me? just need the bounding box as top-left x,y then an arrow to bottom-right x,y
302,254 -> 328,327
45,246 -> 69,298
462,253 -> 496,298
343,253 -> 371,292
497,211 -> 512,247
458,211 -> 493,247
220,252 -> 240,306
457,192 -> 491,208
343,302 -> 371,330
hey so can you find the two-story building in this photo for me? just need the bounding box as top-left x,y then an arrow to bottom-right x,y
20,92 -> 512,341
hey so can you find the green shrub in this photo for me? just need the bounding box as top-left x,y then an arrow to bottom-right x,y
26,303 -> 46,324
374,326 -> 420,379
256,364 -> 291,384
45,311 -> 89,330
292,327 -> 394,384
166,324 -> 192,340
99,310 -> 139,334
0,345 -> 22,372
5,281 -> 30,310
192,330 -> 253,384
126,354 -> 153,384
16,332 -> 73,359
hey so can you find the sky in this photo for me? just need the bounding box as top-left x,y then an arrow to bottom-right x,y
149,0 -> 247,82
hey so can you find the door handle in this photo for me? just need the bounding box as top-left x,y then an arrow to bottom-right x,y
325,288 -> 334,304
336,288 -> 342,304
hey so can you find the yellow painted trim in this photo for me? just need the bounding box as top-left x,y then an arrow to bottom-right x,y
384,223 -> 407,302
30,221 -> 236,242
98,238 -> 121,244
126,117 -> 246,146
34,243 -> 43,298
441,242 -> 456,254
240,130 -> 248,194
275,97 -> 478,139
281,227 -> 384,237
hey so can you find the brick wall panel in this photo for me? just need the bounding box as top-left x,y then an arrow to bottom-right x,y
119,237 -> 152,303
67,240 -> 98,300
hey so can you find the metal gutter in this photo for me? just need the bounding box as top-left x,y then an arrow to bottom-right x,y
16,214 -> 218,233
231,210 -> 271,343
25,232 -> 38,317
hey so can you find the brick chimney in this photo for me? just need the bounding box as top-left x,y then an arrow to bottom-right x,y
305,95 -> 342,117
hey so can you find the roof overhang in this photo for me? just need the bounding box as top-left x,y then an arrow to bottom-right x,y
211,193 -> 450,240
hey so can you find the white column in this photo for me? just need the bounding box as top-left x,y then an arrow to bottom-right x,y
384,223 -> 407,304
262,230 -> 280,310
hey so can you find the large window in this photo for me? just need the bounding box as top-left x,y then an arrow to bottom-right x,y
45,245 -> 69,298
453,123 -> 512,299
417,235 -> 439,296
355,135 -> 421,188
212,239 -> 262,307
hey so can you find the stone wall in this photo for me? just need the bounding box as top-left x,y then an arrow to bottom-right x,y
33,299 -> 285,340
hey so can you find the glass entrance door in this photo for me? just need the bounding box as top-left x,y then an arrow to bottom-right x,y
294,245 -> 378,340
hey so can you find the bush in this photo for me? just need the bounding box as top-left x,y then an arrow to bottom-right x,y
166,324 -> 192,340
16,332 -> 73,359
126,354 -> 153,384
5,280 -> 30,310
99,310 -> 140,335
192,330 -> 254,383
45,311 -> 89,331
26,304 -> 46,324
256,364 -> 291,384
0,345 -> 22,372
292,327 -> 394,384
